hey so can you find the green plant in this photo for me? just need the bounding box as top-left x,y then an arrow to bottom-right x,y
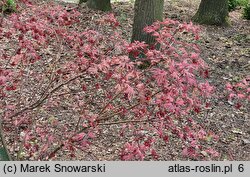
243,3 -> 250,19
228,0 -> 249,12
1,0 -> 17,14
0,147 -> 11,160
239,0 -> 249,6
229,0 -> 238,11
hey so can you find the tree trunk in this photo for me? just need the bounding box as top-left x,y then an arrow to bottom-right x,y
131,0 -> 164,46
79,0 -> 88,3
86,0 -> 111,12
192,0 -> 228,26
79,0 -> 88,4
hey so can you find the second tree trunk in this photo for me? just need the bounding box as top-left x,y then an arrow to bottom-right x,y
192,0 -> 228,26
131,0 -> 164,46
86,0 -> 111,11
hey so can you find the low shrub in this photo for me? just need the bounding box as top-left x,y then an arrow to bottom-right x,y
243,3 -> 250,19
0,1 -> 249,161
1,0 -> 17,14
228,0 -> 249,11
229,0 -> 238,11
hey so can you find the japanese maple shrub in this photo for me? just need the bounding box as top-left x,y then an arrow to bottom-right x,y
0,1 -> 218,160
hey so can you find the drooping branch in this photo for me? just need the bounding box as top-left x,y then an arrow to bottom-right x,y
47,89 -> 162,159
5,67 -> 90,121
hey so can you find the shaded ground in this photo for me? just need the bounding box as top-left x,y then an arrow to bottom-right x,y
1,0 -> 249,160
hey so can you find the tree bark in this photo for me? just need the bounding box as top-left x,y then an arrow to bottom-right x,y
131,0 -> 164,46
86,0 -> 112,12
192,0 -> 228,26
79,0 -> 88,3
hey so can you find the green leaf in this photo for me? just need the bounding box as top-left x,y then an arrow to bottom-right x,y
2,0 -> 17,13
0,147 -> 10,161
7,0 -> 16,7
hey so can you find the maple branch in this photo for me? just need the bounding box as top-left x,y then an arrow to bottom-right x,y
47,89 -> 162,159
98,89 -> 162,121
6,67 -> 89,120
98,119 -> 149,126
98,102 -> 140,121
98,89 -> 125,116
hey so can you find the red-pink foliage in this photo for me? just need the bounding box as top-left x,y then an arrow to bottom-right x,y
0,2 -> 219,160
226,77 -> 250,109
